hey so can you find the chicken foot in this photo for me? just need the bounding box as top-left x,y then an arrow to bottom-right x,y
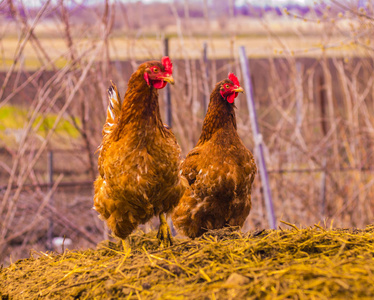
157,213 -> 173,248
121,238 -> 131,253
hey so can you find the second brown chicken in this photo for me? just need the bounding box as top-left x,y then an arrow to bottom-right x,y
172,73 -> 257,238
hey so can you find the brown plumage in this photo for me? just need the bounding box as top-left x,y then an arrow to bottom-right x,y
93,57 -> 185,246
172,73 -> 257,238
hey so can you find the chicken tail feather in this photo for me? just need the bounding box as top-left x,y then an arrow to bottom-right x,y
101,81 -> 122,139
96,82 -> 122,153
106,81 -> 122,126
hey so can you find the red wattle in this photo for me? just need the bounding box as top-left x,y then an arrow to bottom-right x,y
152,80 -> 167,89
227,93 -> 235,103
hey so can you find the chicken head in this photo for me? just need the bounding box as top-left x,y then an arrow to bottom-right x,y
143,56 -> 174,89
219,73 -> 244,103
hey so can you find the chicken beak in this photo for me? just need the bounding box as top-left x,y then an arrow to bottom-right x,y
233,87 -> 244,93
162,75 -> 175,85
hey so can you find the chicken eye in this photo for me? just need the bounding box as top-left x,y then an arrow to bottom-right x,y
153,67 -> 159,73
225,84 -> 230,89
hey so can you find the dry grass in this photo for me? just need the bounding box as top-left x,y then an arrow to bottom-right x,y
1,225 -> 374,299
1,0 -> 374,267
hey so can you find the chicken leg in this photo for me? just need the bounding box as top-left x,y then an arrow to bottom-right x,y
121,238 -> 131,253
157,213 -> 173,248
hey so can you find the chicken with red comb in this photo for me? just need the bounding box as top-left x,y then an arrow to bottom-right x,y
94,57 -> 185,248
172,73 -> 257,238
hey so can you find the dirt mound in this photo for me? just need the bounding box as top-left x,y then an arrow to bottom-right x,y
1,224 -> 374,299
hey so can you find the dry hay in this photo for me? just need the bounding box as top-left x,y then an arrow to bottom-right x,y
1,223 -> 374,299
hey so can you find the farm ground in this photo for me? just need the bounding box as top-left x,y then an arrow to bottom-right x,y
1,224 -> 374,299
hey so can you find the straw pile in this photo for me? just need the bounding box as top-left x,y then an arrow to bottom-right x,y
1,222 -> 374,299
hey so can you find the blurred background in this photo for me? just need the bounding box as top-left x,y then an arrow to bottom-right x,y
1,0 -> 374,265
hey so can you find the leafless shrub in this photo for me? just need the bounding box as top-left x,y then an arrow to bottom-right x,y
0,0 -> 374,265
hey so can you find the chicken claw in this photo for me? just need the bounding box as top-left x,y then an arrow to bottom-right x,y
157,213 -> 173,248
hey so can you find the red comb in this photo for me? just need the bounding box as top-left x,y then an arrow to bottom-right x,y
228,73 -> 240,86
162,56 -> 173,73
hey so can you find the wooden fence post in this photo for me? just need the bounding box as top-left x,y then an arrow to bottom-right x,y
163,37 -> 172,127
318,72 -> 328,219
295,62 -> 303,130
47,150 -> 54,250
319,73 -> 328,137
320,158 -> 327,219
163,37 -> 176,235
202,41 -> 209,113
239,46 -> 276,229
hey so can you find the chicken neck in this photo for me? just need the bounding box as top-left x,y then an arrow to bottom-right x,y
198,85 -> 237,144
114,70 -> 165,139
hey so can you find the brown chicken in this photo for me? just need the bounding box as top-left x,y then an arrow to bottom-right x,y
172,73 -> 257,238
94,57 -> 185,247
